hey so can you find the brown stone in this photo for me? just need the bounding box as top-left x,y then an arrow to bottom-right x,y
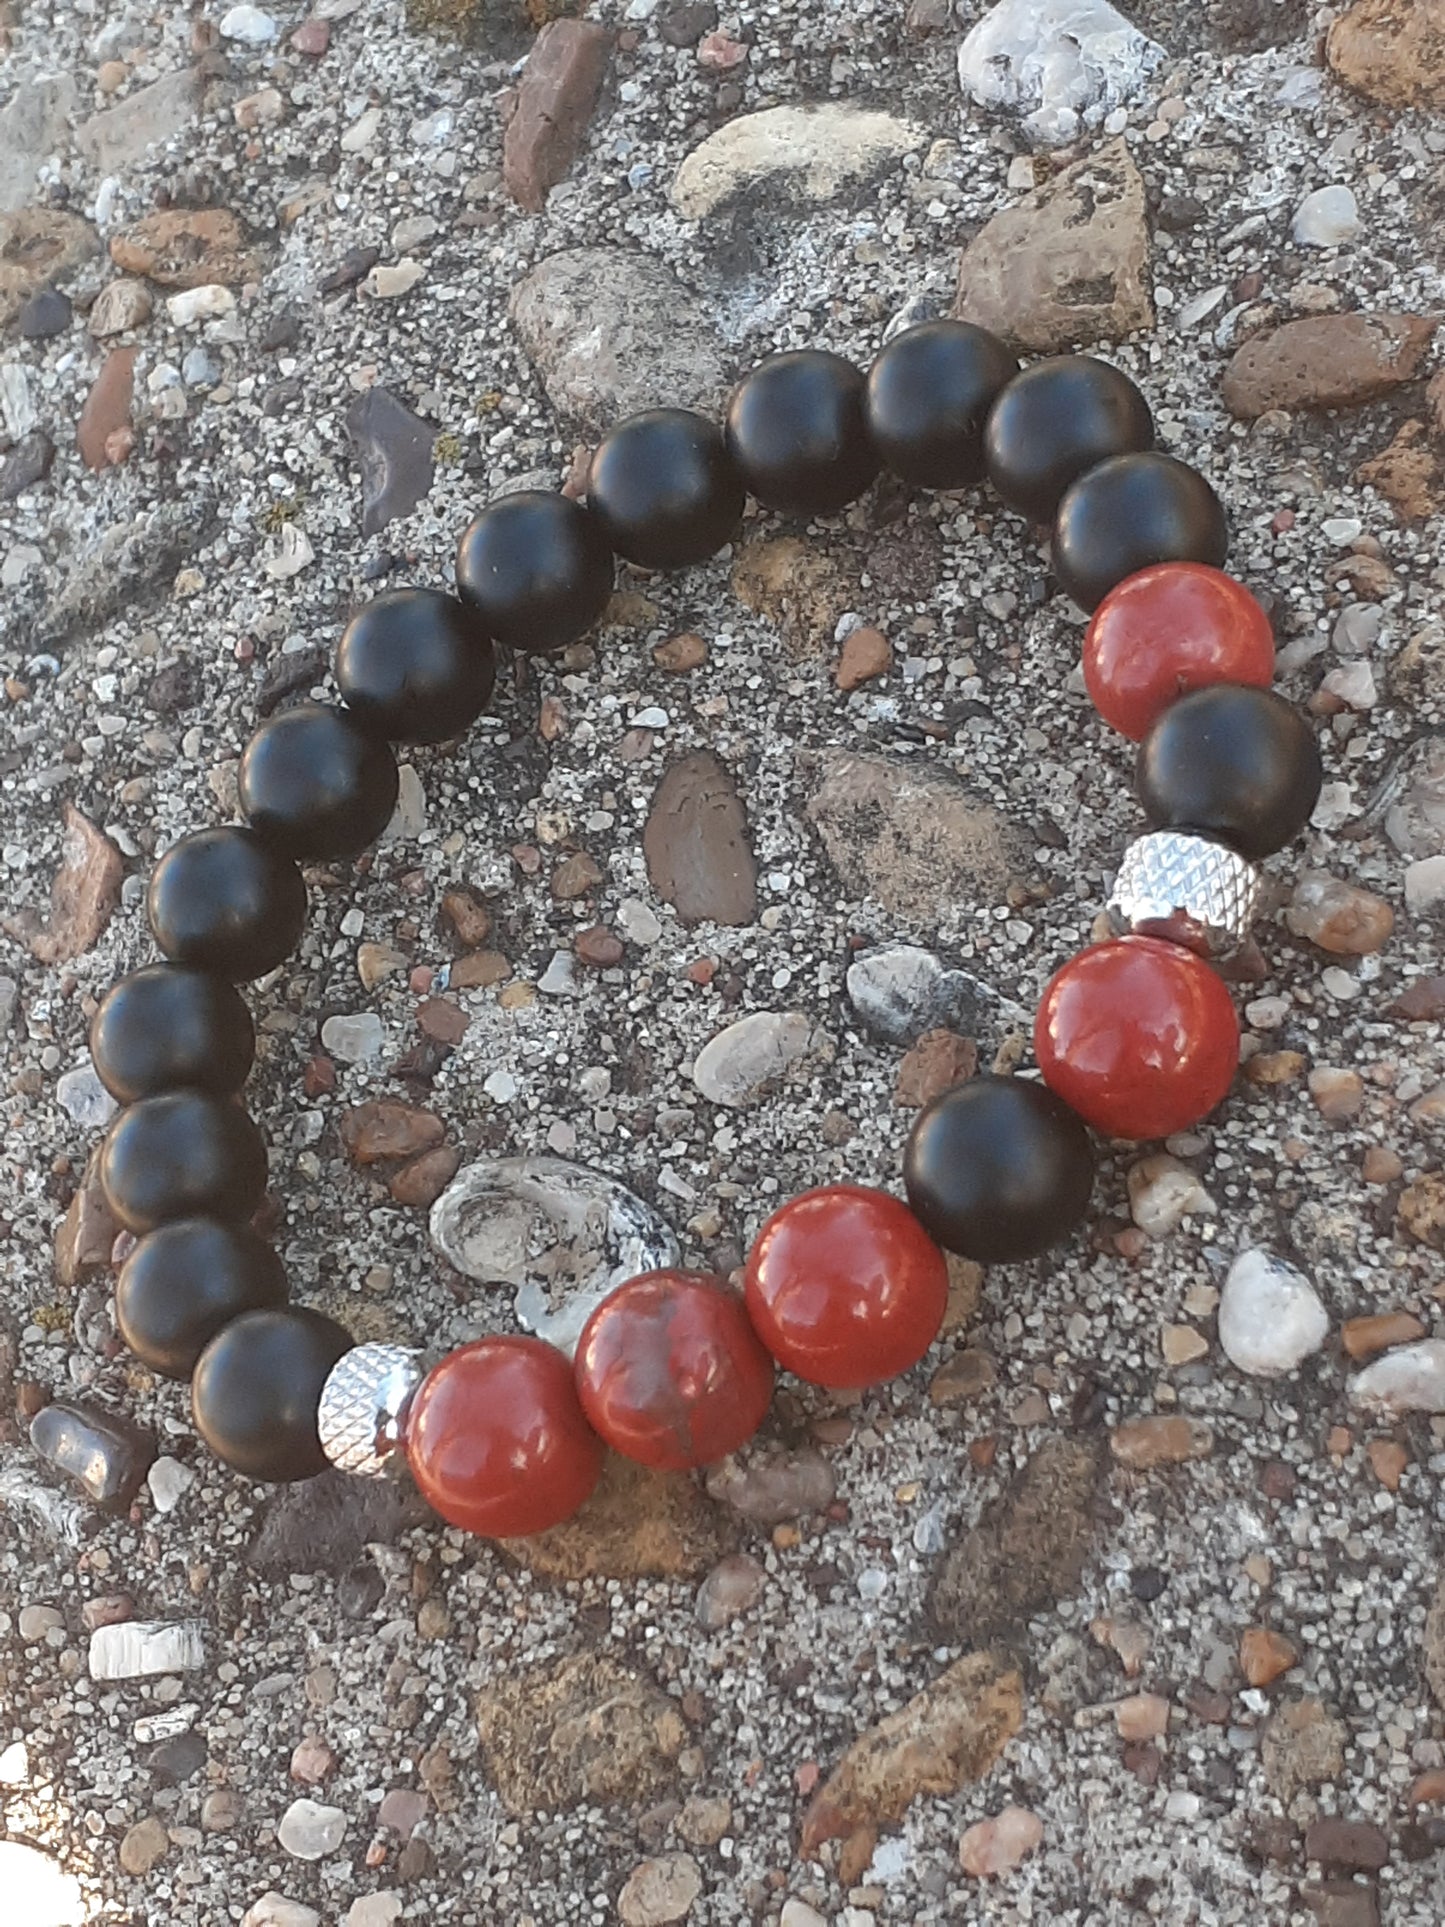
1305,1819 -> 1389,1872
550,852 -> 604,900
1357,420 -> 1440,521
1109,1415 -> 1214,1467
1299,1881 -> 1381,1927
730,534 -> 859,658
1361,1146 -> 1403,1184
1365,1437 -> 1408,1490
477,1651 -> 685,1811
1221,313 -> 1436,419
54,1152 -> 123,1288
1240,1626 -> 1298,1687
1327,0 -> 1445,108
77,347 -> 137,472
440,888 -> 492,949
894,1028 -> 977,1108
339,1100 -> 445,1163
1398,1172 -> 1445,1248
118,1815 -> 168,1877
1285,873 -> 1394,955
1244,1049 -> 1306,1087
109,208 -> 258,288
450,949 -> 511,989
800,1652 -> 1023,1855
1342,1311 -> 1427,1358
416,997 -> 469,1045
0,209 -> 98,326
643,749 -> 758,927
928,1347 -> 997,1407
836,625 -> 890,691
1410,1768 -> 1445,1805
1261,1698 -> 1346,1803
502,20 -> 611,212
292,16 -> 331,52
1308,1068 -> 1365,1122
1115,1693 -> 1170,1742
574,924 -> 624,966
953,138 -> 1152,353
389,1145 -> 460,1207
4,803 -> 124,962
653,632 -> 709,673
1389,974 -> 1445,1019
499,1451 -> 731,1580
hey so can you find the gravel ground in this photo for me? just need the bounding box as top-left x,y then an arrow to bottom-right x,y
1,0 -> 1444,1923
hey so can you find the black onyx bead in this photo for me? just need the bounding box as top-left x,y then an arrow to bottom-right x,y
192,1307 -> 353,1482
91,965 -> 255,1105
866,320 -> 1018,490
1052,451 -> 1229,613
455,490 -> 614,653
902,1074 -> 1095,1265
148,827 -> 306,983
116,1217 -> 288,1379
239,701 -> 399,860
335,588 -> 496,745
724,350 -> 880,518
984,355 -> 1154,523
1136,683 -> 1323,860
99,1091 -> 268,1235
586,409 -> 745,569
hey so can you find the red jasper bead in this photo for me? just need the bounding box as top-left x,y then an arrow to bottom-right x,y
1035,935 -> 1239,1140
574,1270 -> 775,1471
404,1336 -> 604,1538
1083,562 -> 1274,740
744,1184 -> 949,1390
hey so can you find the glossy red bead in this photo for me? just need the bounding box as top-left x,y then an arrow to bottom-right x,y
574,1270 -> 775,1471
404,1336 -> 604,1538
1034,935 -> 1239,1140
744,1184 -> 949,1389
1083,562 -> 1274,740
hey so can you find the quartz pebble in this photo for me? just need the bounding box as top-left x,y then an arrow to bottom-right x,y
1348,1340 -> 1445,1414
89,1620 -> 204,1680
1292,185 -> 1360,247
277,1798 -> 347,1861
242,1895 -> 321,1927
695,1552 -> 765,1628
692,1011 -> 813,1107
220,4 -> 278,39
18,1603 -> 63,1643
958,1803 -> 1044,1877
345,1897 -> 403,1927
1285,873 -> 1394,955
617,1852 -> 702,1926
956,0 -> 1162,145
321,1012 -> 385,1064
1127,1154 -> 1215,1237
146,1457 -> 194,1514
1218,1250 -> 1329,1378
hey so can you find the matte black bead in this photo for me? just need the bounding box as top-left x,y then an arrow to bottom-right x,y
1136,683 -> 1323,860
239,701 -> 399,860
91,965 -> 255,1105
334,588 -> 496,745
1052,452 -> 1229,613
586,409 -> 745,568
984,355 -> 1154,522
866,320 -> 1018,490
192,1306 -> 353,1482
148,827 -> 307,983
902,1074 -> 1095,1264
99,1091 -> 268,1235
724,349 -> 880,517
455,490 -> 614,653
116,1217 -> 288,1379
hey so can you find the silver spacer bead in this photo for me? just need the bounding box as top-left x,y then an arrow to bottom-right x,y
318,1343 -> 425,1479
1107,830 -> 1261,959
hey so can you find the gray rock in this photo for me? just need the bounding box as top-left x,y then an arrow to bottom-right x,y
320,1011 -> 385,1062
241,1897 -> 321,1927
957,0 -> 1163,146
695,1552 -> 765,1628
1217,1250 -> 1328,1377
0,430 -> 55,502
247,1472 -> 426,1576
1348,1340 -> 1445,1415
277,1798 -> 347,1861
55,1061 -> 117,1129
30,1401 -> 154,1512
1291,184 -> 1360,247
510,248 -> 729,434
692,1011 -> 814,1107
146,1457 -> 195,1514
34,494 -> 218,653
88,1619 -> 205,1680
671,104 -> 925,218
846,943 -> 1024,1044
18,286 -> 71,338
346,387 -> 437,536
75,68 -> 203,176
705,1447 -> 836,1524
0,74 -> 76,212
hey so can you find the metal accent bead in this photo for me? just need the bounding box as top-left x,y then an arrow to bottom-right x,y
317,1342 -> 425,1479
1107,830 -> 1261,959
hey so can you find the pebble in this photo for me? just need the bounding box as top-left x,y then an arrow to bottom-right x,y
894,1029 -> 977,1108
1109,1416 -> 1214,1467
55,1062 -> 118,1129
1127,1154 -> 1216,1237
19,286 -> 72,337
1285,873 -> 1394,955
89,1620 -> 204,1680
1161,1324 -> 1209,1366
845,944 -> 1020,1046
220,5 -> 278,40
1405,855 -> 1445,913
166,284 -> 236,326
364,260 -> 425,300
692,1011 -> 813,1106
277,1798 -> 347,1861
836,625 -> 891,690
344,1895 -> 402,1926
18,1603 -> 64,1643
695,1552 -> 765,1628
672,103 -> 923,219
1341,1311 -> 1426,1359
618,1853 -> 702,1926
1308,1068 -> 1365,1121
958,1803 -> 1044,1877
644,749 -> 758,926
654,632 -> 709,672
321,1012 -> 385,1064
377,1789 -> 427,1835
781,1907 -> 827,1927
1348,1340 -> 1445,1414
618,899 -> 663,945
1328,0 -> 1445,107
241,1897 -> 321,1927
119,1815 -> 169,1876
340,1101 -> 444,1163
1292,184 -> 1361,246
1116,1694 -> 1170,1741
705,1447 -> 835,1524
1305,1818 -> 1390,1871
78,346 -> 137,471
146,1457 -> 195,1514
32,1401 -> 153,1511
959,0 -> 1160,143
1217,1250 -> 1329,1378
289,1735 -> 336,1785
504,19 -> 612,211
1222,312 -> 1436,417
1240,1626 -> 1299,1687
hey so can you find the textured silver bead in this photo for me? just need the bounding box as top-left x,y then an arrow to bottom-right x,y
318,1343 -> 425,1479
1107,830 -> 1260,959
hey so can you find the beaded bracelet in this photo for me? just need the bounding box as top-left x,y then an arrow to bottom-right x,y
75,321 -> 1324,1539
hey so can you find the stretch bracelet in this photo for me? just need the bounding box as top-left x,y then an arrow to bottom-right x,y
71,321 -> 1324,1539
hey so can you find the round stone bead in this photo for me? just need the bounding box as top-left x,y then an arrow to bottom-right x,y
192,1306 -> 354,1482
1052,453 -> 1229,613
239,701 -> 399,861
99,1091 -> 268,1235
1035,935 -> 1239,1140
573,1270 -> 775,1472
743,1184 -> 948,1389
148,826 -> 307,983
334,588 -> 496,745
724,350 -> 880,518
902,1075 -> 1095,1265
586,409 -> 745,569
1136,682 -> 1323,860
1083,563 -> 1275,740
455,490 -> 614,653
90,964 -> 255,1105
866,319 -> 1018,490
115,1217 -> 287,1379
405,1336 -> 604,1538
984,355 -> 1154,523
